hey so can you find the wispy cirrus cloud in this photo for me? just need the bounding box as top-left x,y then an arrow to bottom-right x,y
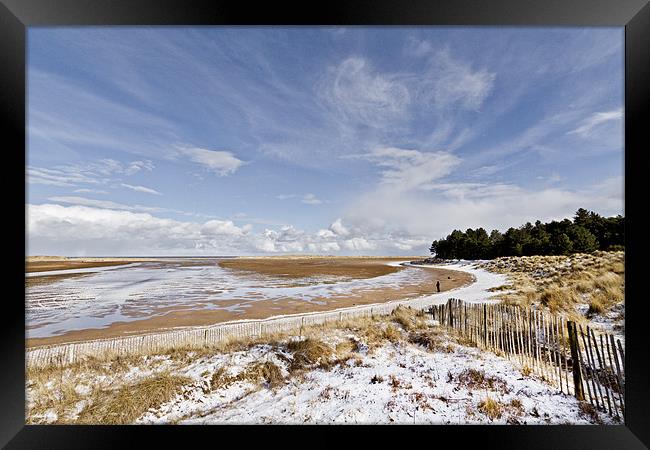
567,108 -> 623,137
73,188 -> 109,195
412,47 -> 496,111
121,183 -> 162,195
26,28 -> 624,256
276,193 -> 324,205
27,166 -> 99,187
319,57 -> 411,129
28,158 -> 155,186
353,147 -> 461,192
178,147 -> 246,176
29,69 -> 180,160
46,196 -> 167,213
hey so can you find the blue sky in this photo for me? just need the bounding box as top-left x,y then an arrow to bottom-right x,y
26,27 -> 624,256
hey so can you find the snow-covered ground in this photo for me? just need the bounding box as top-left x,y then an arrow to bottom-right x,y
25,259 -> 502,339
404,261 -> 511,304
27,259 -> 620,425
133,327 -> 612,425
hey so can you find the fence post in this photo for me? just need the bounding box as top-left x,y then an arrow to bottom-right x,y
449,300 -> 454,329
464,303 -> 467,336
567,321 -> 585,401
483,304 -> 487,347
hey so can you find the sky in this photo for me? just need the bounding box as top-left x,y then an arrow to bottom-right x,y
26,27 -> 624,256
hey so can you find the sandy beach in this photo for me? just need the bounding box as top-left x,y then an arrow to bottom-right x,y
26,256 -> 160,273
26,256 -> 474,347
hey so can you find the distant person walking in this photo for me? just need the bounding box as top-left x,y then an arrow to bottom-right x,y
436,281 -> 441,292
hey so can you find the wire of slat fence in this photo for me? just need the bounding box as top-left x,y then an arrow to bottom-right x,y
430,298 -> 624,420
27,290 -> 466,369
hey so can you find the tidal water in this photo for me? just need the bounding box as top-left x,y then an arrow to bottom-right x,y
26,259 -> 430,338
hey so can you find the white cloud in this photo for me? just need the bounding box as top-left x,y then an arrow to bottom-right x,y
420,49 -> 496,111
30,180 -> 623,257
29,69 -> 178,160
276,193 -> 323,205
301,193 -> 323,205
471,165 -> 500,177
418,182 -> 522,200
405,37 -> 434,57
361,147 -> 461,192
200,219 -> 250,237
27,166 -> 98,187
344,177 -> 624,241
27,159 -> 156,187
47,196 -> 167,213
404,46 -> 495,111
125,160 -> 155,174
27,204 -> 422,256
28,203 -> 253,256
316,229 -> 336,239
307,242 -> 341,253
179,147 -> 245,176
121,183 -> 162,195
73,188 -> 109,195
342,237 -> 375,251
568,108 -> 623,137
319,57 -> 411,128
329,218 -> 350,237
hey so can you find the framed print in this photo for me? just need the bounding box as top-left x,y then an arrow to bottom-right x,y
1,0 -> 649,448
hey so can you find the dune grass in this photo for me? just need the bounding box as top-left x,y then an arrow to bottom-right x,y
77,372 -> 191,424
480,251 -> 624,323
211,360 -> 285,390
478,396 -> 503,421
27,305 -> 452,424
287,338 -> 333,371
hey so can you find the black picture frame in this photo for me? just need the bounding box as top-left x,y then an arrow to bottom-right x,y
2,0 -> 648,448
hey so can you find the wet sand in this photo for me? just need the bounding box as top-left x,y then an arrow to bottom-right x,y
26,258 -> 155,273
26,259 -> 473,348
26,272 -> 94,288
218,256 -> 412,279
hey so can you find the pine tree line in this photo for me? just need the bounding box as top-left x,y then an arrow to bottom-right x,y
429,208 -> 624,260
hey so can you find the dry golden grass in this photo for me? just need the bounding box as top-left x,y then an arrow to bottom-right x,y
287,338 -> 333,371
335,339 -> 355,356
578,401 -> 602,424
480,251 -> 624,323
407,329 -> 453,353
77,372 -> 191,424
509,398 -> 523,410
26,375 -> 83,424
25,353 -> 156,424
587,298 -> 605,317
318,339 -> 362,370
27,304 -> 462,424
390,306 -> 427,331
455,368 -> 510,394
211,360 -> 284,390
357,322 -> 403,350
245,360 -> 284,388
381,324 -> 403,343
478,396 -> 503,421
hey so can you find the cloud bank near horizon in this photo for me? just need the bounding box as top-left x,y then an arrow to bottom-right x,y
26,28 -> 624,256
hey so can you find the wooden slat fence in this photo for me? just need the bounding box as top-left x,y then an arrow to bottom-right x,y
429,298 -> 625,420
27,290 -> 457,370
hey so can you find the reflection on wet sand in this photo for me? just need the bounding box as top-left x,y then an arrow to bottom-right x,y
26,257 -> 474,347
